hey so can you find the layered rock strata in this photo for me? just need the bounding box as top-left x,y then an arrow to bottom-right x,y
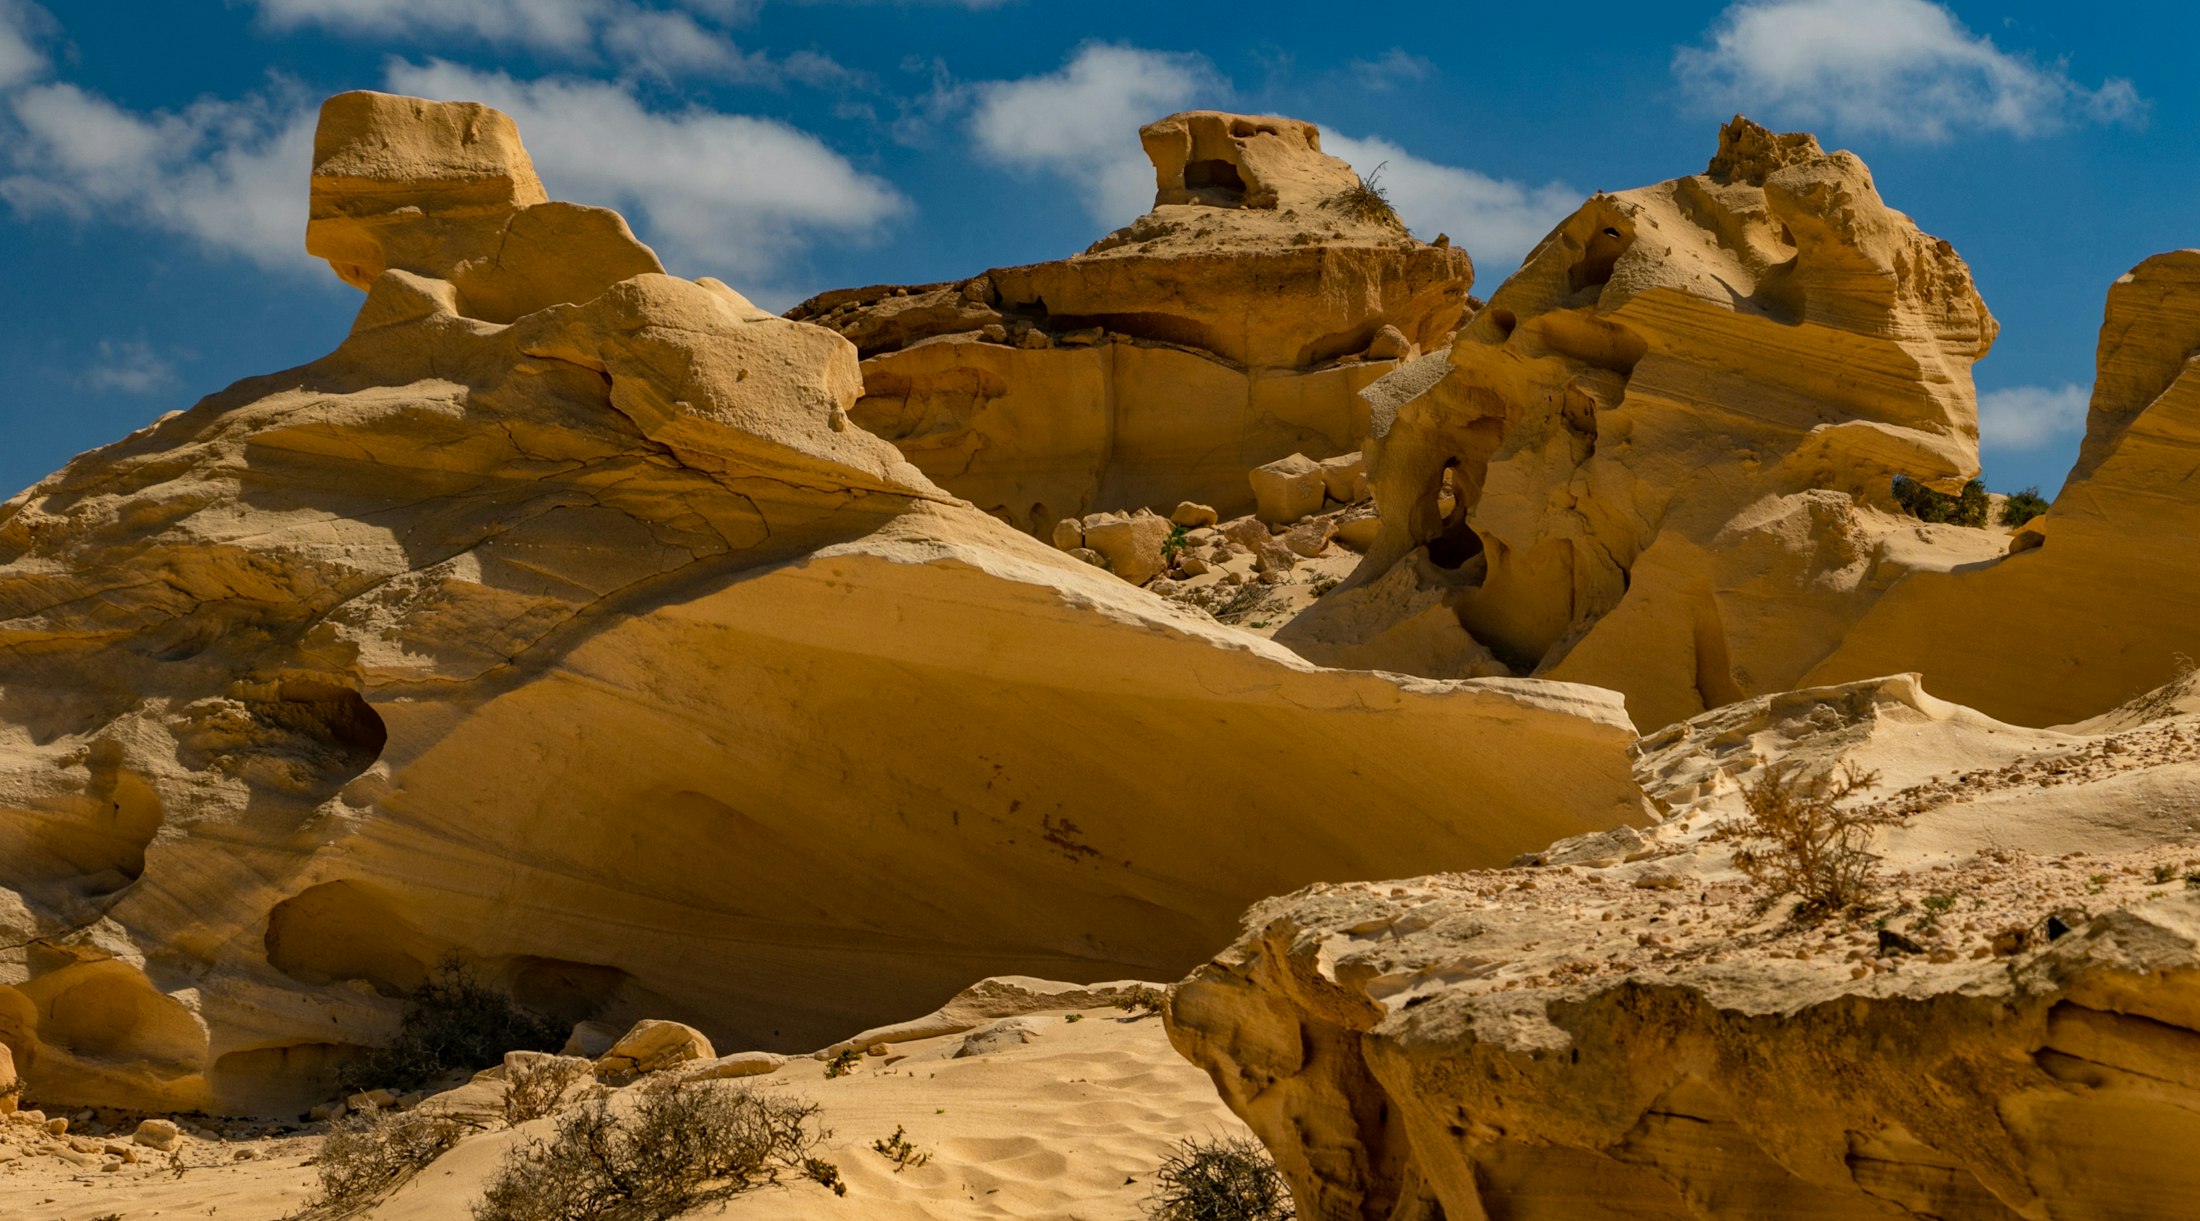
1170,672 -> 2200,1220
1807,250 -> 2200,725
789,111 -> 1475,536
0,92 -> 1639,1115
1286,118 -> 2003,733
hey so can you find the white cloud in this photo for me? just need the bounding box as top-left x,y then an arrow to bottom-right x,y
1674,0 -> 2143,141
1347,49 -> 1433,93
385,60 -> 906,287
0,0 -> 53,90
968,42 -> 1223,226
253,0 -> 612,53
0,82 -> 317,270
81,340 -> 180,395
251,0 -> 1008,62
1979,383 -> 2090,451
1322,133 -> 1579,272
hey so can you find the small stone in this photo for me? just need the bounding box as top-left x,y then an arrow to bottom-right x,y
1170,502 -> 1219,529
132,1118 -> 183,1152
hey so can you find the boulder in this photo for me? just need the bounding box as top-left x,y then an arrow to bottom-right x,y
1079,510 -> 1173,586
1170,501 -> 1220,529
560,1021 -> 622,1060
597,1020 -> 715,1078
1316,452 -> 1368,503
131,1118 -> 181,1152
1250,454 -> 1328,525
0,1043 -> 15,1115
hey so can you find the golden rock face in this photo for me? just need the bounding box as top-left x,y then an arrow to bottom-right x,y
0,93 -> 1638,1116
1286,117 -> 2010,734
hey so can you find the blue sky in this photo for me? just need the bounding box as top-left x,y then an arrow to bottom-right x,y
1,0 -> 2190,499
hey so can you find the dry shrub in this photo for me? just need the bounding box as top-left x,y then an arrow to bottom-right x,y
312,1105 -> 465,1210
1892,475 -> 1988,528
1709,761 -> 1900,917
1116,985 -> 1167,1019
503,1055 -> 593,1126
1147,1134 -> 1295,1221
472,1078 -> 826,1221
1325,161 -> 1399,228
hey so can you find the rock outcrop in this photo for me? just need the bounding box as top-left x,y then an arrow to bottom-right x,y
788,111 -> 1474,541
1806,250 -> 2200,725
1284,118 -> 2003,734
1170,672 -> 2200,1220
0,92 -> 1642,1115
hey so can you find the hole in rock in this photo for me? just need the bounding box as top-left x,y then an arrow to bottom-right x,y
1486,308 -> 1518,339
1426,463 -> 1487,571
506,958 -> 633,1028
1569,225 -> 1633,292
264,880 -> 437,996
1183,158 -> 1247,201
35,962 -> 204,1066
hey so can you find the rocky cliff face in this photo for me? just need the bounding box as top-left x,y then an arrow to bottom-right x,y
789,111 -> 1475,536
0,92 -> 1639,1116
1170,672 -> 2200,1220
1806,249 -> 2200,725
1284,118 -> 2004,734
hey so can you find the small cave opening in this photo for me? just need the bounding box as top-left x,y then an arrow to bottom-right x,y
1425,463 -> 1488,571
1183,158 -> 1247,201
1569,225 -> 1632,292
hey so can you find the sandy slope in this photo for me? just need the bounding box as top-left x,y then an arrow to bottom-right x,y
0,1001 -> 1245,1220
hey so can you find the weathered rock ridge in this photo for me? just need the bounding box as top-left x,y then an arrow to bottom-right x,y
1171,672 -> 2200,1220
789,110 -> 1475,535
1285,119 -> 2005,734
0,92 -> 1640,1115
1806,249 -> 2200,725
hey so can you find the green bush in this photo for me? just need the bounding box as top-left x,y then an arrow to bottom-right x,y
1147,1135 -> 1296,1221
1999,485 -> 2049,527
339,959 -> 565,1095
1892,476 -> 1988,528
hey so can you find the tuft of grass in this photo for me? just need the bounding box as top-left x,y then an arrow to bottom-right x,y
1325,162 -> 1400,228
473,1079 -> 826,1221
339,958 -> 564,1096
1892,476 -> 1989,528
1146,1134 -> 1296,1221
1162,524 -> 1191,564
872,1124 -> 930,1172
1707,762 -> 1903,919
1999,485 -> 2049,527
823,1048 -> 863,1080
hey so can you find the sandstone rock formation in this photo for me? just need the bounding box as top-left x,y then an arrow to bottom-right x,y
0,92 -> 1642,1116
788,111 -> 1474,542
1170,671 -> 2200,1219
1806,250 -> 2200,725
1285,118 -> 2004,734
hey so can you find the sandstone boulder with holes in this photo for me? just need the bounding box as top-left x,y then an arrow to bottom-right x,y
1283,117 -> 2006,734
789,111 -> 1473,535
0,91 -> 1645,1116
